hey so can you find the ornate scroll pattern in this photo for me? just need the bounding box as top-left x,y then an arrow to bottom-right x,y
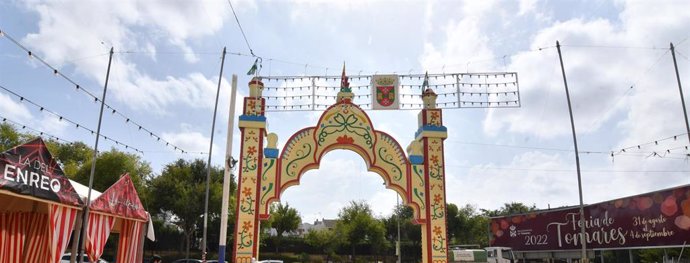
260,159 -> 276,205
376,132 -> 407,184
233,107 -> 264,262
261,159 -> 275,180
239,186 -> 255,215
285,143 -> 312,177
426,137 -> 448,261
421,109 -> 442,127
258,156 -> 278,218
280,129 -> 314,184
428,154 -> 443,180
317,112 -> 373,148
378,147 -> 403,181
242,146 -> 258,173
237,221 -> 254,249
431,192 -> 445,220
409,164 -> 426,222
432,225 -> 447,254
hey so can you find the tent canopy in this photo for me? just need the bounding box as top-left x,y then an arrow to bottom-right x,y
0,137 -> 82,207
69,179 -> 102,202
89,173 -> 147,221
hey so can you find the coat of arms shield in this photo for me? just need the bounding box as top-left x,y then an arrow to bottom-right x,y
371,75 -> 400,110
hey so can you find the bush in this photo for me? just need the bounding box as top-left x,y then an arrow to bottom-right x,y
299,252 -> 310,262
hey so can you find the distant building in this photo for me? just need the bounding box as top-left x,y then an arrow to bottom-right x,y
296,218 -> 337,236
265,218 -> 339,237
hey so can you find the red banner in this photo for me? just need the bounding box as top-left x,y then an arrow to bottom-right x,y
490,185 -> 690,250
0,138 -> 82,206
89,174 -> 147,220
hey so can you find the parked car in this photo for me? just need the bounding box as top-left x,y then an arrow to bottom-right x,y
60,253 -> 108,263
258,260 -> 283,263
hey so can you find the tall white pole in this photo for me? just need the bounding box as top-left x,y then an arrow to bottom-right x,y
218,74 -> 238,263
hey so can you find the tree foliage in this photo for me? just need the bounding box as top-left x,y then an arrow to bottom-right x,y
447,204 -> 489,246
481,202 -> 537,217
335,201 -> 387,260
73,148 -> 152,195
270,202 -> 302,237
0,123 -> 33,152
149,159 -> 227,257
51,141 -> 92,177
383,204 -> 422,261
269,202 -> 302,253
305,228 -> 342,261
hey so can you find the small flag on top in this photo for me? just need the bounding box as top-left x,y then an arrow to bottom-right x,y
247,58 -> 259,75
422,71 -> 429,93
340,62 -> 351,92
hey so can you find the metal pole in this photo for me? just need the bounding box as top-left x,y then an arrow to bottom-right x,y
69,213 -> 83,263
202,47 -> 227,262
556,41 -> 587,263
77,47 -> 114,263
218,74 -> 238,263
670,42 -> 690,144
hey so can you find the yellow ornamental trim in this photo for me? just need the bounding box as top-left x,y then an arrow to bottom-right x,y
376,76 -> 396,86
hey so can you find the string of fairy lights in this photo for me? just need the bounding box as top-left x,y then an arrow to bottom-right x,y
0,84 -> 145,153
1,29 -> 190,154
448,131 -> 690,162
1,115 -> 73,144
611,132 -> 690,159
1,26 -> 688,163
257,72 -> 520,111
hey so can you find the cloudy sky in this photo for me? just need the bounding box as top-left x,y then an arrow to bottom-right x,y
1,0 -> 689,223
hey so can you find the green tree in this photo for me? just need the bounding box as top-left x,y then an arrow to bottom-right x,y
149,159 -> 226,258
51,141 -> 92,177
0,123 -> 33,151
637,248 -> 685,263
447,204 -> 490,246
305,228 -> 342,262
481,202 -> 536,217
335,200 -> 387,261
269,202 -> 301,253
384,204 -> 421,261
72,148 -> 152,205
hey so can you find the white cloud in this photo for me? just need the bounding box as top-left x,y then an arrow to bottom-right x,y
162,129 -> 215,154
484,0 -> 690,140
518,0 -> 538,16
20,0 -> 235,114
420,17 -> 495,72
281,152 -> 395,223
0,94 -> 32,123
36,112 -> 69,137
367,189 -> 397,219
446,151 -> 577,210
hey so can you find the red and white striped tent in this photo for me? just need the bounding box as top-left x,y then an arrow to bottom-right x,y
0,138 -> 83,263
84,173 -> 150,263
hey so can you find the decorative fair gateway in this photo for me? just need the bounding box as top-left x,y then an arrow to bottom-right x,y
232,72 -> 450,263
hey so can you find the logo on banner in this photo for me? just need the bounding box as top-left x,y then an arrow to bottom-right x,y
371,75 -> 399,110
